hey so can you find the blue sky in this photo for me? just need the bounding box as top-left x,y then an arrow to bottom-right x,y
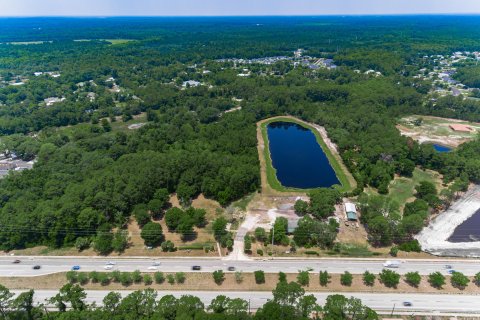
0,0 -> 479,16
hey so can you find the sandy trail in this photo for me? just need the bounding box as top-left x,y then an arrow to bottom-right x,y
416,185 -> 480,257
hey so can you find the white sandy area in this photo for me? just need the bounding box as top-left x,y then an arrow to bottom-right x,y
416,185 -> 480,256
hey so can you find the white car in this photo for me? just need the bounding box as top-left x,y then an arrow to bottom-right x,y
106,261 -> 116,265
152,261 -> 161,266
147,266 -> 158,270
104,265 -> 113,270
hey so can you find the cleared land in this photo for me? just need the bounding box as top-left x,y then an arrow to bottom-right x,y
257,116 -> 355,194
2,272 -> 479,295
397,115 -> 480,147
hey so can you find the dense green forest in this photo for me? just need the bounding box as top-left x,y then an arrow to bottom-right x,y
0,282 -> 378,320
0,16 -> 480,250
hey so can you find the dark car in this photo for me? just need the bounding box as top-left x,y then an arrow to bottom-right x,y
72,265 -> 80,271
12,259 -> 21,264
191,266 -> 201,271
403,301 -> 412,307
33,265 -> 41,270
227,266 -> 236,271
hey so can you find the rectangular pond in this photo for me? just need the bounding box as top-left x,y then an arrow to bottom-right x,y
267,121 -> 340,189
433,144 -> 452,153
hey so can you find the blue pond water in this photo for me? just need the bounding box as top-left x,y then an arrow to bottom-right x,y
448,208 -> 480,243
267,121 -> 340,189
433,144 -> 452,153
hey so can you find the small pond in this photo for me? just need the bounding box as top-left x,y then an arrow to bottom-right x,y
448,208 -> 480,242
433,144 -> 452,153
267,121 -> 340,189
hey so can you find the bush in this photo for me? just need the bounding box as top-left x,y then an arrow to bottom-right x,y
134,204 -> 151,227
235,271 -> 243,284
304,250 -> 319,256
404,272 -> 421,287
475,272 -> 480,286
428,272 -> 445,289
340,271 -> 353,286
319,271 -> 330,287
111,271 -> 121,283
256,249 -> 264,256
213,270 -> 225,285
297,271 -> 309,287
98,273 -> 110,286
143,274 -> 153,285
389,246 -> 398,257
161,240 -> 176,252
140,222 -> 164,247
120,272 -> 132,286
89,271 -> 100,283
78,273 -> 89,285
451,272 -> 470,289
175,272 -> 186,284
154,272 -> 165,284
66,271 -> 78,284
278,272 -> 287,283
363,271 -> 375,286
254,270 -> 265,284
75,237 -> 91,251
379,269 -> 400,288
132,270 -> 142,283
254,227 -> 267,242
398,240 -> 421,252
167,274 -> 175,285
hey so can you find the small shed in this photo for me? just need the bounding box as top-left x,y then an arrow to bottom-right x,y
344,202 -> 358,221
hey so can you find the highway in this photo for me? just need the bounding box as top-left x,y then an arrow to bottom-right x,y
10,290 -> 480,315
1,256 -> 479,277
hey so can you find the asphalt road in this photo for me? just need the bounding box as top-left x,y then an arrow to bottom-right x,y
1,256 -> 479,277
10,290 -> 480,315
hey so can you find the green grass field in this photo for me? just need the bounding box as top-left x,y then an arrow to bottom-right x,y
260,117 -> 354,193
387,167 -> 442,206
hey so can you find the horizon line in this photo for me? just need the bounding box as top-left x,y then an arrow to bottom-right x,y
1,13 -> 480,18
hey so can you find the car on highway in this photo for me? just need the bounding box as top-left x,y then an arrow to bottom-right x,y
106,261 -> 116,265
33,265 -> 41,270
383,260 -> 401,268
447,269 -> 457,274
445,265 -> 453,269
403,301 -> 412,307
227,266 -> 236,271
71,265 -> 81,271
147,266 -> 158,270
152,261 -> 160,266
191,266 -> 201,270
12,259 -> 21,264
104,265 -> 113,270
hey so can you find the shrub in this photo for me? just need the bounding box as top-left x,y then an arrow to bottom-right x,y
278,272 -> 287,283
132,270 -> 142,283
254,270 -> 265,284
404,272 -> 421,287
363,271 -> 375,286
161,240 -> 176,252
154,272 -> 165,284
213,270 -> 225,285
297,271 -> 310,287
256,249 -> 264,256
78,273 -> 89,285
140,222 -> 164,247
98,273 -> 110,286
66,271 -> 78,284
75,237 -> 91,251
319,271 -> 330,287
451,272 -> 470,289
111,271 -> 121,283
379,269 -> 400,288
398,240 -> 421,252
475,272 -> 480,286
304,250 -> 319,256
389,246 -> 398,257
428,272 -> 445,289
340,271 -> 353,286
175,272 -> 186,284
167,274 -> 175,285
120,272 -> 132,286
254,227 -> 267,242
89,271 -> 100,283
143,274 -> 153,285
235,271 -> 243,284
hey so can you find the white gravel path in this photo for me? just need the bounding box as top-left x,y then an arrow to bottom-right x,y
416,185 -> 480,257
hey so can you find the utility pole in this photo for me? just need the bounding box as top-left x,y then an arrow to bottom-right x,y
248,299 -> 251,314
390,303 -> 396,316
